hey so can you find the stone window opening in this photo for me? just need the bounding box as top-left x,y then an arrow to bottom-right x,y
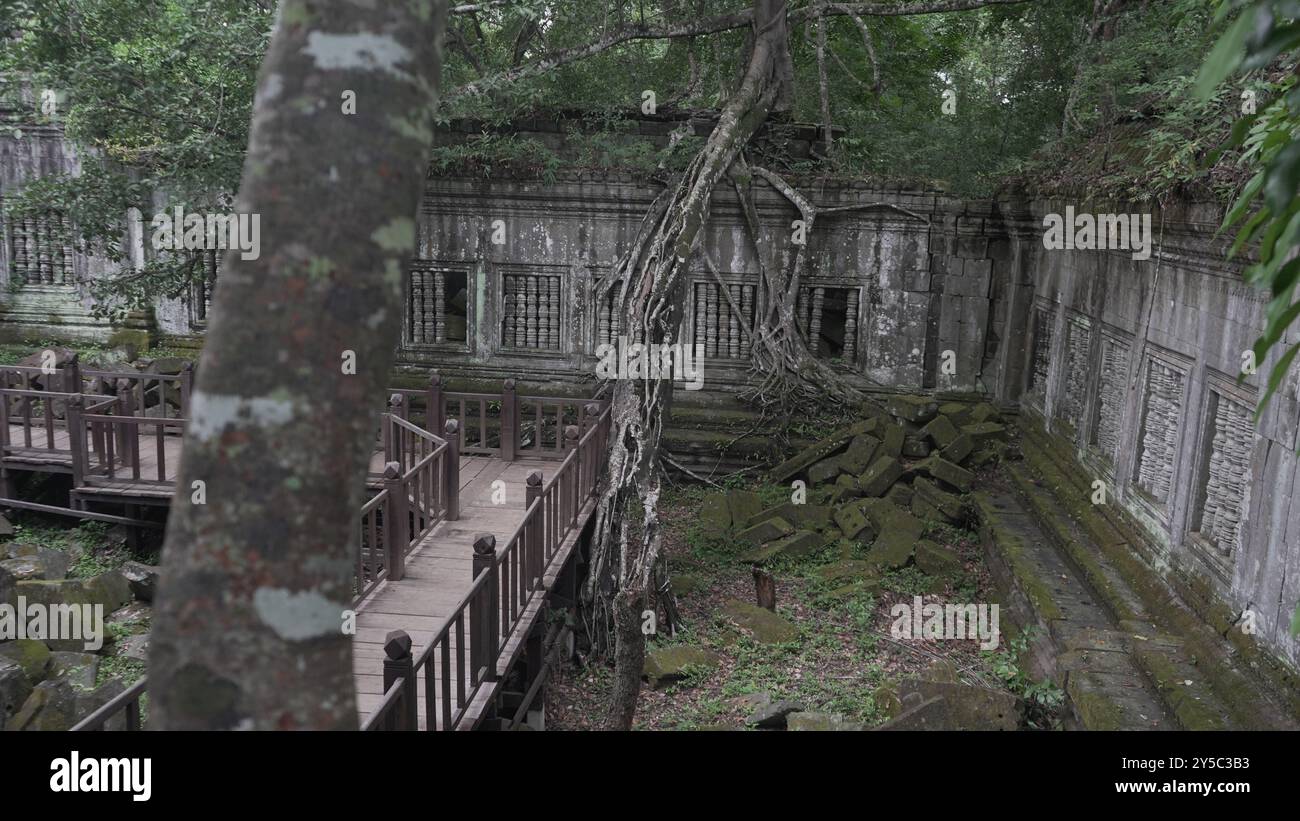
597,278 -> 644,346
797,285 -> 859,363
188,248 -> 220,328
1089,333 -> 1131,465
1058,316 -> 1091,431
693,280 -> 754,359
1131,356 -> 1186,506
1029,307 -> 1054,401
408,266 -> 469,346
1190,389 -> 1253,557
6,209 -> 74,285
501,272 -> 562,351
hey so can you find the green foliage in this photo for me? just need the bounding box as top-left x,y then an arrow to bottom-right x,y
1013,0 -> 1239,202
1198,2 -> 1300,439
1,0 -> 272,310
983,627 -> 1063,729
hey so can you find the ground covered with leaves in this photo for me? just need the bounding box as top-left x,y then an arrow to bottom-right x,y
548,480 -> 1058,731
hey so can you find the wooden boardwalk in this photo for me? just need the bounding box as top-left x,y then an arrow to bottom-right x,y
0,362 -> 613,733
351,453 -> 553,727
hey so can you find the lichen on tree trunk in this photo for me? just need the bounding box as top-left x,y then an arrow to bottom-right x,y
149,0 -> 447,730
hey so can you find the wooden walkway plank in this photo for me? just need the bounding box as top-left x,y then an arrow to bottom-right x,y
350,453 -> 558,727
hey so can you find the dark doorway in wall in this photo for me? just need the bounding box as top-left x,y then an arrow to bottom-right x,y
408,266 -> 469,347
818,288 -> 849,358
799,285 -> 858,362
443,270 -> 468,342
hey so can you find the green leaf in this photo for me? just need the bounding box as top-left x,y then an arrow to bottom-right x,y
1195,10 -> 1256,100
1264,139 -> 1300,216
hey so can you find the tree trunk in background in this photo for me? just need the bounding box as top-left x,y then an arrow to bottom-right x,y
587,0 -> 791,731
149,0 -> 447,730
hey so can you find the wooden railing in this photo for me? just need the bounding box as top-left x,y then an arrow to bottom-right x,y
354,414 -> 459,601
83,365 -> 194,423
362,401 -> 612,731
39,373 -> 609,733
393,373 -> 605,463
0,388 -> 115,458
0,358 -> 192,467
70,676 -> 147,731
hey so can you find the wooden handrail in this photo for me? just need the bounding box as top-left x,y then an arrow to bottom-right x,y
367,401 -> 612,732
53,381 -> 607,734
70,676 -> 147,731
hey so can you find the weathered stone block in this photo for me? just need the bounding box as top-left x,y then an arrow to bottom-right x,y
915,541 -> 964,581
743,502 -> 833,532
738,530 -> 826,564
48,651 -> 99,690
643,646 -> 720,688
887,395 -> 939,423
736,517 -> 794,546
897,680 -> 1021,730
881,423 -> 905,459
838,435 -> 880,475
0,658 -> 32,729
8,679 -> 79,731
921,415 -> 959,448
747,699 -> 805,729
767,432 -> 852,484
858,456 -> 904,497
120,561 -> 159,602
863,501 -> 925,570
942,432 -> 975,465
787,711 -> 865,731
833,501 -> 876,541
912,478 -> 964,524
721,599 -> 798,644
885,484 -> 914,508
969,402 -> 1001,424
901,436 -> 932,458
0,639 -> 51,685
961,422 -> 1006,444
725,490 -> 763,527
807,455 -> 843,486
699,494 -> 732,540
925,457 -> 974,493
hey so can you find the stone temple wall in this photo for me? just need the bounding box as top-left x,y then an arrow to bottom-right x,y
401,171 -> 1002,396
994,196 -> 1300,667
0,115 -> 1012,397
3,113 -> 1298,668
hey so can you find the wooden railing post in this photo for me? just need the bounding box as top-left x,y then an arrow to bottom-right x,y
564,425 -> 580,526
179,362 -> 193,418
583,402 -> 602,497
382,630 -> 418,731
443,420 -> 460,521
525,469 -> 543,584
383,461 -> 409,581
386,394 -> 404,464
501,378 -> 518,462
66,395 -> 85,489
61,352 -> 80,394
581,402 -> 601,436
427,372 -> 444,436
472,534 -> 499,683
115,378 -> 135,469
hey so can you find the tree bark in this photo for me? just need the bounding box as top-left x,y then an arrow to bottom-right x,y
149,0 -> 447,730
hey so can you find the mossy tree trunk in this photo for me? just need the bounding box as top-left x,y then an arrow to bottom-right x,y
149,0 -> 447,730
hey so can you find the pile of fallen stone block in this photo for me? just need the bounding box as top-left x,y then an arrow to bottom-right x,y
0,528 -> 157,731
696,396 -> 1008,580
